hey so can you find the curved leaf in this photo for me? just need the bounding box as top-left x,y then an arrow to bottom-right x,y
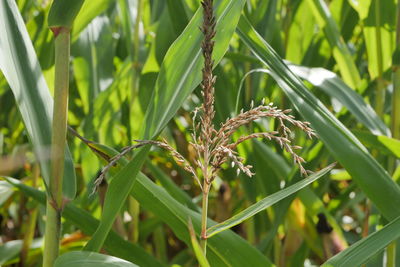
48,0 -> 84,29
0,0 -> 76,198
288,64 -> 389,136
188,220 -> 210,267
305,0 -> 361,89
85,0 -> 247,252
4,169 -> 274,267
143,0 -> 246,139
73,0 -> 115,40
55,252 -> 139,267
206,164 -> 334,238
2,177 -> 165,267
133,173 -> 274,266
237,16 -> 400,220
353,130 -> 400,158
323,215 -> 400,267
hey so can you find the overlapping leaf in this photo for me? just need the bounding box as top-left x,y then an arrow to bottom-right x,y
85,0 -> 247,252
0,0 -> 76,198
237,16 -> 400,220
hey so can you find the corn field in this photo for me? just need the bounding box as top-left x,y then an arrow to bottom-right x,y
0,0 -> 400,266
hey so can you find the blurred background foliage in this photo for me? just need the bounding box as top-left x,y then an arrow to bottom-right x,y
1,0 -> 400,266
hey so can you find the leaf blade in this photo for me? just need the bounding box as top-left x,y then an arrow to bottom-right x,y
0,0 -> 76,198
206,164 -> 334,238
55,251 -> 139,267
237,16 -> 400,221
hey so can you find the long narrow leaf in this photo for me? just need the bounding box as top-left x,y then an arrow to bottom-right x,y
132,173 -> 274,266
0,0 -> 76,198
305,0 -> 361,89
48,0 -> 84,28
188,220 -> 211,267
86,0 -> 247,252
55,251 -> 139,267
73,0 -> 114,40
323,215 -> 400,267
288,64 -> 389,136
67,140 -> 274,266
3,171 -> 274,266
2,177 -> 166,267
237,16 -> 400,221
206,164 -> 334,238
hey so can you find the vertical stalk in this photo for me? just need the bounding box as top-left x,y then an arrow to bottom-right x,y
128,0 -> 143,241
387,242 -> 396,267
43,27 -> 70,267
198,0 -> 216,256
200,183 -> 210,254
19,164 -> 39,267
128,196 -> 140,242
374,0 -> 385,117
387,3 -> 400,267
153,225 -> 168,262
392,1 -> 400,141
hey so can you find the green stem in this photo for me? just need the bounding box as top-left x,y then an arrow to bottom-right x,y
392,0 -> 400,142
375,0 -> 385,117
200,184 -> 209,255
43,27 -> 70,267
128,196 -> 140,242
20,165 -> 39,267
43,202 -> 61,267
393,69 -> 400,139
387,242 -> 396,267
153,224 -> 167,262
386,3 -> 400,267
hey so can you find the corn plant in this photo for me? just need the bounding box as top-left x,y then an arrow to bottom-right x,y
1,0 -> 400,267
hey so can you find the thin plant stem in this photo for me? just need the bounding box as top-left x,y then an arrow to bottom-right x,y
128,196 -> 140,242
43,27 -> 70,267
201,183 -> 210,254
374,0 -> 385,117
100,0 -> 314,262
392,0 -> 400,144
128,0 -> 143,242
386,2 -> 400,267
198,0 -> 216,256
387,242 -> 396,267
20,164 -> 39,267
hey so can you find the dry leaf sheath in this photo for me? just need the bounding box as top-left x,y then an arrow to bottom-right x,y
95,0 -> 316,254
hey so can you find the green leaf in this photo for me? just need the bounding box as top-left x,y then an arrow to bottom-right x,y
322,215 -> 400,267
0,240 -> 22,265
0,238 -> 43,265
146,162 -> 199,212
67,140 -> 274,266
206,164 -> 334,238
288,64 -> 389,136
353,130 -> 400,158
55,252 -> 139,267
0,180 -> 14,207
237,15 -> 400,221
305,0 -> 361,89
84,146 -> 150,252
4,170 -> 274,266
0,0 -> 76,199
132,173 -> 274,266
188,220 -> 210,267
48,0 -> 84,29
2,177 -> 166,267
73,0 -> 114,40
166,0 -> 189,35
350,0 -> 396,80
143,0 -> 246,139
86,0 -> 247,252
252,140 -> 348,249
